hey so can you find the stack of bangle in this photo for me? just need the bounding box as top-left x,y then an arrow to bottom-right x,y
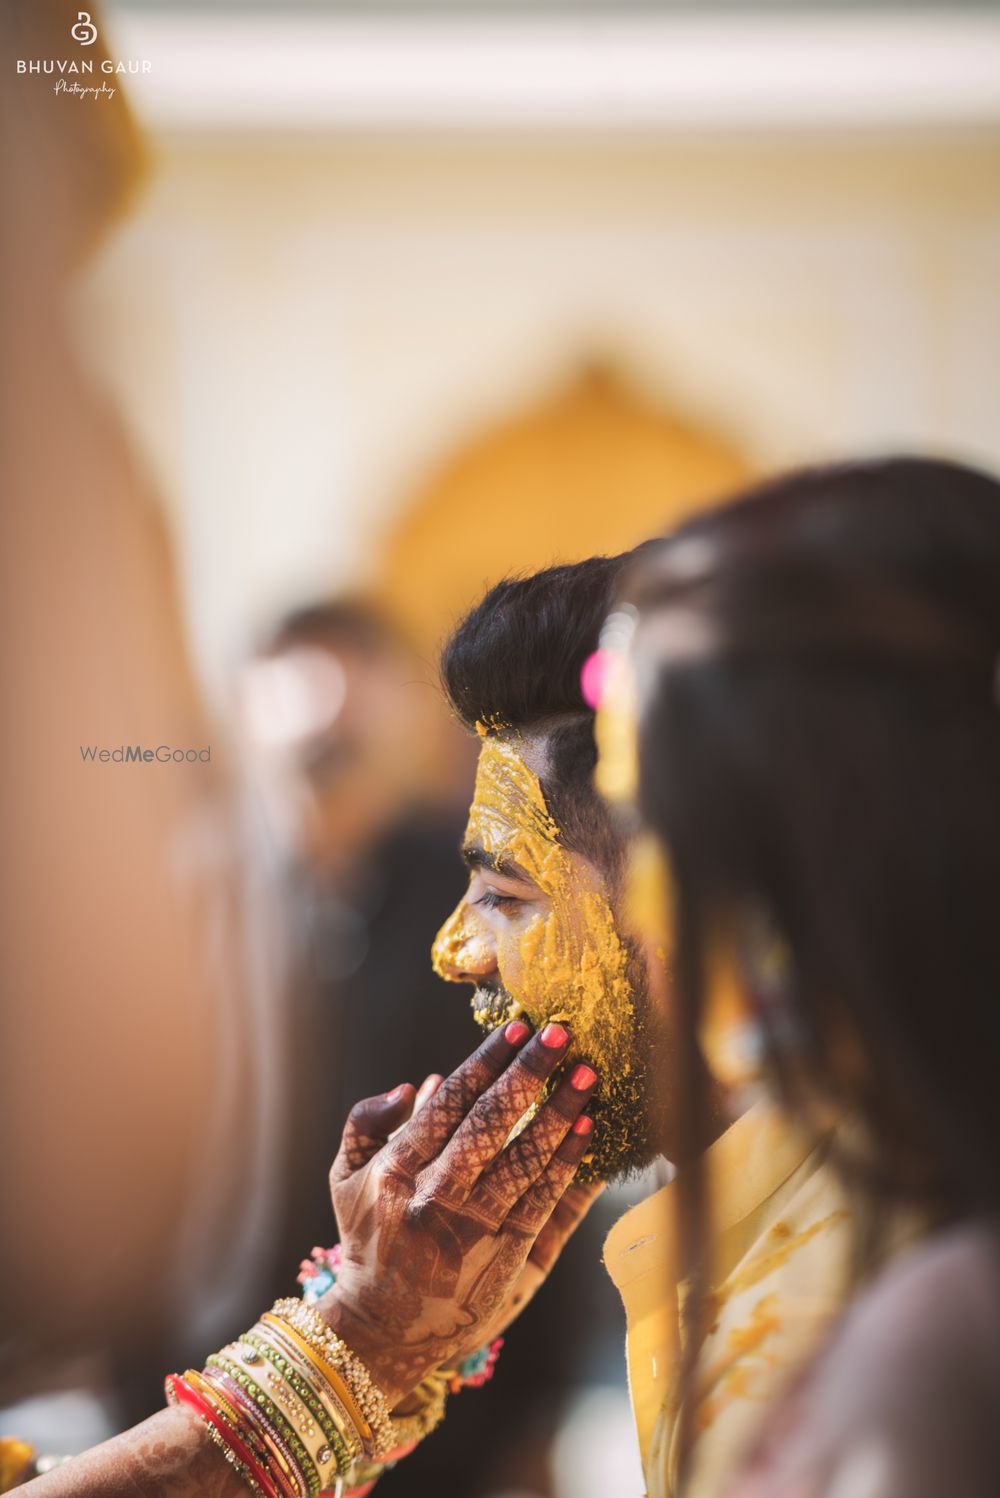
166,1298 -> 397,1496
167,1244 -> 505,1496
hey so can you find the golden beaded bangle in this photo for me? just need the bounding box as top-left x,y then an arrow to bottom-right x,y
261,1314 -> 372,1458
276,1299 -> 396,1453
241,1331 -> 357,1471
267,1302 -> 395,1459
207,1354 -> 322,1495
189,1368 -> 307,1498
204,1364 -> 314,1498
200,1407 -> 269,1497
167,1281 -> 452,1498
218,1341 -> 349,1488
253,1323 -> 364,1467
267,1304 -> 383,1433
333,1390 -> 449,1498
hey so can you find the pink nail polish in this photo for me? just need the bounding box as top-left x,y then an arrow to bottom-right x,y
573,1115 -> 593,1136
505,1020 -> 530,1045
570,1064 -> 597,1091
541,1023 -> 569,1049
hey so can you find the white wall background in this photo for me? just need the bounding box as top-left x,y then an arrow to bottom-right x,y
78,11 -> 1000,706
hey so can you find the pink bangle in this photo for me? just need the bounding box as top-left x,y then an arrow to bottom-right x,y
166,1373 -> 280,1498
207,1368 -> 303,1498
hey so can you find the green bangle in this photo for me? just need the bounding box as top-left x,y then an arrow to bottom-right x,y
207,1354 -> 322,1495
239,1333 -> 354,1476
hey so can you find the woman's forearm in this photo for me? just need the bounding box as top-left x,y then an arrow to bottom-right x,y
20,1406 -> 246,1498
19,1027 -> 593,1497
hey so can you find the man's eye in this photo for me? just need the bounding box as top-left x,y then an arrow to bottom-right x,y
475,890 -> 522,913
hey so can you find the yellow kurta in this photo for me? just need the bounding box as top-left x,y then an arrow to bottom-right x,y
604,1102 -> 855,1497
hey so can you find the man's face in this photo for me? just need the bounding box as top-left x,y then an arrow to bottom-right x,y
432,732 -> 654,1181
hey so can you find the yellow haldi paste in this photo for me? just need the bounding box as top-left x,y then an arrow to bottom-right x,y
433,734 -> 650,1179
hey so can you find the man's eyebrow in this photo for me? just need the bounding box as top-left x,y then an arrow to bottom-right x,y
461,844 -> 535,883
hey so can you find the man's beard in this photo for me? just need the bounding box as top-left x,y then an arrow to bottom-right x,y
469,945 -> 657,1184
470,983 -> 525,1031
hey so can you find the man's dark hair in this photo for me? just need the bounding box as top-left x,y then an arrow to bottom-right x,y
441,552 -> 648,879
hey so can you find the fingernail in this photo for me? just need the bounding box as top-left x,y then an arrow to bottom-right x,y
570,1064 -> 597,1091
414,1074 -> 442,1110
384,1085 -> 407,1102
573,1115 -> 593,1136
541,1023 -> 569,1049
505,1020 -> 531,1045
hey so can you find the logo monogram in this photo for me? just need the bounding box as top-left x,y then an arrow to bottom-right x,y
70,11 -> 97,46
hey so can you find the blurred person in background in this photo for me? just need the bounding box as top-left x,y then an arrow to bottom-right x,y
611,455 -> 1000,1496
0,0 -> 271,1462
240,599 -> 473,1189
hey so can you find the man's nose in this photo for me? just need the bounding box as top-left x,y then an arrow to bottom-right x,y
431,904 -> 495,983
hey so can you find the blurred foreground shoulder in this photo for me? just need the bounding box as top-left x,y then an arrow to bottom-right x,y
733,1220 -> 1000,1498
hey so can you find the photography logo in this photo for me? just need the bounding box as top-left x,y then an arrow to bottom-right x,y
70,11 -> 98,46
14,10 -> 151,99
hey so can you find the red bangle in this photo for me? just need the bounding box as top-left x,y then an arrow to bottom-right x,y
209,1370 -> 302,1498
166,1373 -> 280,1498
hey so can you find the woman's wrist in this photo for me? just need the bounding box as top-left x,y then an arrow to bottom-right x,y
164,1299 -> 405,1495
314,1287 -> 416,1410
6,1408 -> 247,1498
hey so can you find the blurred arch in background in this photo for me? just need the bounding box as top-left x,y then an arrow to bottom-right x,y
374,360 -> 750,664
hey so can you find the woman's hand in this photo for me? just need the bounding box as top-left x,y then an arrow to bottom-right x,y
458,1178 -> 604,1357
319,1020 -> 598,1406
399,1072 -> 604,1363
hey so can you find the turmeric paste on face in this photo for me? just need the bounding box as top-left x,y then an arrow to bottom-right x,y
433,734 -> 653,1180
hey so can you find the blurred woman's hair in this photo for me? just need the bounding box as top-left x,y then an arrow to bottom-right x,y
625,456 -> 1000,1474
626,454 -> 1000,1246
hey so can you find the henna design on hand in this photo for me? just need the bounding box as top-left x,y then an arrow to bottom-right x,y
322,1024 -> 598,1405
